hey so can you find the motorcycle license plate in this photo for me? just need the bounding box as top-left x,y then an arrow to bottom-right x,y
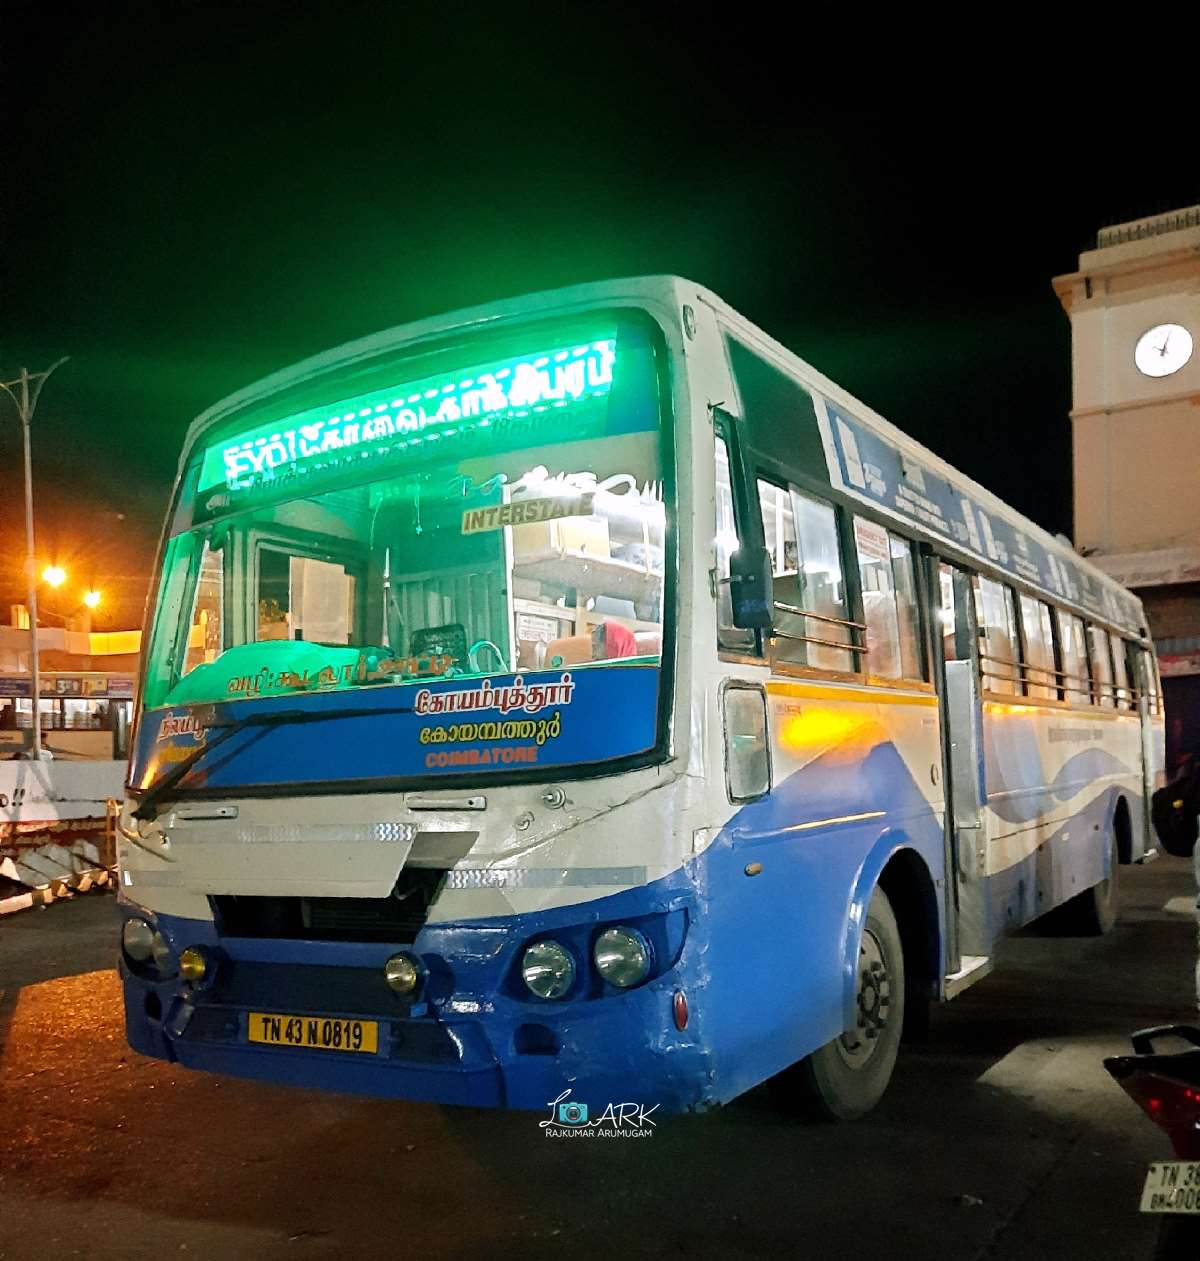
1140,1162 -> 1200,1213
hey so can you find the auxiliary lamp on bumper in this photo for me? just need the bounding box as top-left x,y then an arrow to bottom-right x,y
121,918 -> 175,978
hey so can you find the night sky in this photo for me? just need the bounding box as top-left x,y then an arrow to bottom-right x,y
4,7 -> 1196,628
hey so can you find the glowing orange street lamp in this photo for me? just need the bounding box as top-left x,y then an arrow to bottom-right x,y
42,565 -> 66,588
83,590 -> 101,609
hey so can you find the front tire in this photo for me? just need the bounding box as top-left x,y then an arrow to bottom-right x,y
773,887 -> 905,1121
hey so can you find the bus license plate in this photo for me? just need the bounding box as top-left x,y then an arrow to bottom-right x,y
247,1012 -> 378,1055
1140,1162 -> 1200,1213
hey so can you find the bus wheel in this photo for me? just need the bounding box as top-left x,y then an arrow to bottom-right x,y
1061,834 -> 1120,936
773,887 -> 905,1121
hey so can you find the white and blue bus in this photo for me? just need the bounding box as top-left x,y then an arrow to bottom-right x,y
118,277 -> 1165,1118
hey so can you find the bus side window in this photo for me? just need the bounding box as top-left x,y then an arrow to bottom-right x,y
762,482 -> 853,673
1110,633 -> 1132,710
1056,610 -> 1091,705
974,576 -> 1021,693
1086,624 -> 1115,708
889,534 -> 924,681
1140,647 -> 1162,714
937,563 -> 972,665
854,517 -> 901,679
1018,594 -> 1057,701
852,519 -> 923,681
714,434 -> 757,655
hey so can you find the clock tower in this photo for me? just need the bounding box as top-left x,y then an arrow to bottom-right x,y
1054,205 -> 1200,768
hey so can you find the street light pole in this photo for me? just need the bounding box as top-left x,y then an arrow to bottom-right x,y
1,357 -> 68,759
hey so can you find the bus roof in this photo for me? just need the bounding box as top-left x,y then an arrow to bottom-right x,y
174,274 -> 1145,638
690,281 -> 1146,638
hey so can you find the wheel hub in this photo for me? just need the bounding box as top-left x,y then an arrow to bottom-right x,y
837,927 -> 891,1068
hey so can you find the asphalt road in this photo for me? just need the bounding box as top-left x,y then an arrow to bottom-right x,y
2,857 -> 1197,1261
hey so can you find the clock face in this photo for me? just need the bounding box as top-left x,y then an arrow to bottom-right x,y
1134,323 -> 1193,378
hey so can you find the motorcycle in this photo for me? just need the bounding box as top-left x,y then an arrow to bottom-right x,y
1105,1025 -> 1200,1259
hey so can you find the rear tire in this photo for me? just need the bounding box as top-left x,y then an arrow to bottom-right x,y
1060,832 -> 1120,936
771,887 -> 905,1121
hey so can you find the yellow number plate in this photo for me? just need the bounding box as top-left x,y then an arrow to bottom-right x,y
247,1012 -> 378,1055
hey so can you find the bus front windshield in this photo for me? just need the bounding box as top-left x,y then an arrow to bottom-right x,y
136,319 -> 669,785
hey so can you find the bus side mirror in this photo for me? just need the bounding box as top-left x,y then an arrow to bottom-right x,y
729,546 -> 774,630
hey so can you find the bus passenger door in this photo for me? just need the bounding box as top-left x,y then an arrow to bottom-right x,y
930,558 -> 993,995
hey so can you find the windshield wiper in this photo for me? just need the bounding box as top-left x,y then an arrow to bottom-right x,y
131,701 -> 414,822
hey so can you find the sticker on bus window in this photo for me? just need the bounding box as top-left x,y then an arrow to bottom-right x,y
460,494 -> 594,535
853,518 -> 890,562
517,613 -> 561,644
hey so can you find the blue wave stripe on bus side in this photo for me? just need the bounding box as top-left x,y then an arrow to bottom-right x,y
982,784 -> 1128,934
690,737 -> 946,1101
986,730 -> 1134,825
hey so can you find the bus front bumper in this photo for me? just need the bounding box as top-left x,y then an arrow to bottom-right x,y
119,907 -> 711,1115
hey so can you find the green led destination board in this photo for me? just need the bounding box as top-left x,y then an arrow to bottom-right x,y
198,337 -> 618,496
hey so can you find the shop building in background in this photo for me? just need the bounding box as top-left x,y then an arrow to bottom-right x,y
0,610 -> 138,762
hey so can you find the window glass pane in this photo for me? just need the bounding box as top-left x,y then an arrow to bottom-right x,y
855,517 -> 901,679
1141,647 -> 1162,714
890,534 -> 923,680
257,551 -> 355,645
938,563 -> 960,662
1039,603 -> 1057,695
1087,625 -> 1115,707
714,437 -> 756,654
141,531 -> 207,709
758,479 -> 804,667
1018,593 -> 1056,700
182,542 -> 223,677
764,485 -> 852,672
974,577 -> 1020,690
1056,611 -> 1090,704
1124,640 -> 1141,710
1110,634 -> 1131,709
793,491 -> 852,671
759,479 -> 798,576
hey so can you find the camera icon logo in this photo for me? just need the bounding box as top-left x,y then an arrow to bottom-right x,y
558,1101 -> 589,1126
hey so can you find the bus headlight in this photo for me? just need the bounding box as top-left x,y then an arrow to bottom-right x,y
593,926 -> 651,988
122,918 -> 156,963
151,931 -> 174,975
521,940 -> 575,1000
122,919 -> 175,977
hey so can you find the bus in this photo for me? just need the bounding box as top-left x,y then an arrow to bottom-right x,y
117,276 -> 1165,1119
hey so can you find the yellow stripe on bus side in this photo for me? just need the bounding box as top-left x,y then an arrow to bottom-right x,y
765,680 -> 939,707
982,700 -> 1139,722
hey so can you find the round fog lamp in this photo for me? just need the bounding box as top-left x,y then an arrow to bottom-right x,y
384,953 -> 420,996
179,946 -> 208,984
521,940 -> 575,1000
122,918 -> 156,963
594,926 -> 651,988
